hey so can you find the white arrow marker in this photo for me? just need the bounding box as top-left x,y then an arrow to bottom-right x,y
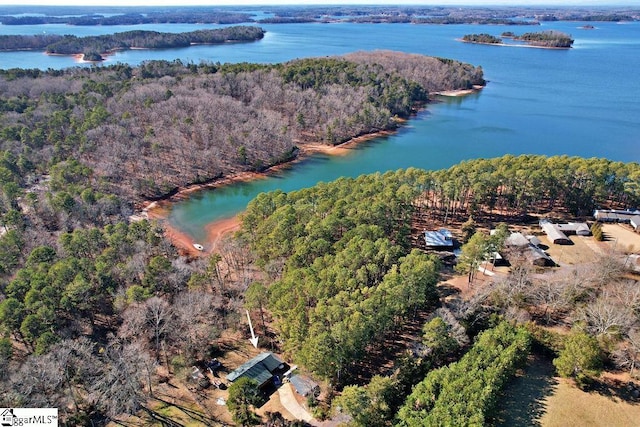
246,310 -> 259,348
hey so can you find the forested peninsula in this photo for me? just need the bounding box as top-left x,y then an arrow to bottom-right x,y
0,51 -> 483,201
0,26 -> 265,60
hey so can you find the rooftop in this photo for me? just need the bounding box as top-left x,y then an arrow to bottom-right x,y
226,352 -> 284,387
425,228 -> 454,247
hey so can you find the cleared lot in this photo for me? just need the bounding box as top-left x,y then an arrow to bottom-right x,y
601,223 -> 640,254
538,234 -> 600,266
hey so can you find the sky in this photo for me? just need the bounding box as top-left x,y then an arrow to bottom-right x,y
0,0 -> 633,7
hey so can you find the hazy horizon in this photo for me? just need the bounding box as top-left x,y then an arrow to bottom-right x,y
0,1 -> 634,8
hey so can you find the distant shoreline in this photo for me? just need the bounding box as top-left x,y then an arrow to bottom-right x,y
457,38 -> 572,50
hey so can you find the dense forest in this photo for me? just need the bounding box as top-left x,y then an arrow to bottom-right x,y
0,53 -> 483,424
0,26 -> 265,59
240,171 -> 441,384
0,52 -> 483,200
1,150 -> 640,423
238,157 -> 640,425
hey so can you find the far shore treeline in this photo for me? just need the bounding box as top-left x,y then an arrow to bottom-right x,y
0,5 -> 636,26
0,26 -> 265,59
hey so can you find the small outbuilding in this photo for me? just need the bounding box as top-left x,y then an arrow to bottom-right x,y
290,375 -> 320,397
631,215 -> 640,231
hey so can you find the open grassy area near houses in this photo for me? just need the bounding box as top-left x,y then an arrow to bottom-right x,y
539,378 -> 640,427
497,354 -> 640,427
601,223 -> 640,254
539,234 -> 602,266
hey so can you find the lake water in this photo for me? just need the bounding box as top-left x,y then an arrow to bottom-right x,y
1,19 -> 639,241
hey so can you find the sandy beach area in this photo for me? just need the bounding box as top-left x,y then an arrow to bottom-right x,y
433,85 -> 485,97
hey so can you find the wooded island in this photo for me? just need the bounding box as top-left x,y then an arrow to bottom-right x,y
0,26 -> 265,61
463,30 -> 574,48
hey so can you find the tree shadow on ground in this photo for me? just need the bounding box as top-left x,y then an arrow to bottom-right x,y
581,376 -> 640,405
152,396 -> 219,426
437,283 -> 461,299
494,353 -> 558,427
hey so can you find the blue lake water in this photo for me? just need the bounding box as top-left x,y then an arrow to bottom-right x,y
1,19 -> 639,241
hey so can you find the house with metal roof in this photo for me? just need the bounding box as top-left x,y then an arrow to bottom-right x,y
594,209 -> 640,223
425,228 -> 454,249
504,232 -> 554,266
226,352 -> 286,388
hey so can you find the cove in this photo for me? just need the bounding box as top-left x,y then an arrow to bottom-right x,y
161,21 -> 640,242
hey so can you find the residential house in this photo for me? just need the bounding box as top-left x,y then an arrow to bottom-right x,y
226,352 -> 286,389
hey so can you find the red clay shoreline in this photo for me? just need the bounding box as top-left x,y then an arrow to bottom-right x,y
142,88 -> 483,255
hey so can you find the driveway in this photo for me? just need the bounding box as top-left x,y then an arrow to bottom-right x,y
278,383 -> 314,423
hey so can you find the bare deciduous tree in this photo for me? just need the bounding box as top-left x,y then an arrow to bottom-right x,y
90,341 -> 156,419
119,296 -> 174,362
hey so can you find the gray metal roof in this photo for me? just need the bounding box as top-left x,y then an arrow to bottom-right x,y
226,352 -> 284,386
541,222 -> 572,244
290,374 -> 320,397
594,209 -> 640,222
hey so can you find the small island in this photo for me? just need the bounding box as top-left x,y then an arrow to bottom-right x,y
0,26 -> 265,60
461,30 -> 574,49
462,33 -> 502,44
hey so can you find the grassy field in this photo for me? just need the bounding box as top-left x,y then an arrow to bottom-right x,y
601,223 -> 640,254
539,378 -> 640,427
496,355 -> 640,427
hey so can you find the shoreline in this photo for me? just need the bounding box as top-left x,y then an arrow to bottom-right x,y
143,127 -> 401,209
143,88 -> 483,255
143,129 -> 400,254
433,85 -> 484,97
457,38 -> 572,50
